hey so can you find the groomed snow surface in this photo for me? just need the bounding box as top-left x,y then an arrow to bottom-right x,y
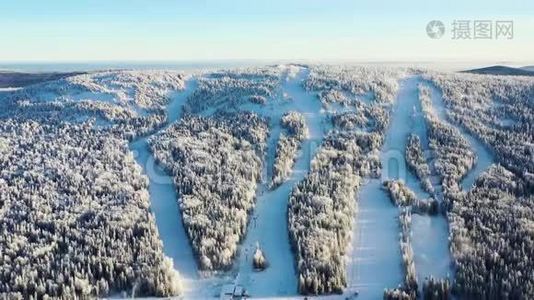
128,78 -> 202,296
347,76 -> 453,299
126,68 -> 494,299
233,67 -> 324,297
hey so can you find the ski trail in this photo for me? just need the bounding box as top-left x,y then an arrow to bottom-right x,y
424,82 -> 495,191
233,66 -> 323,297
346,77 -> 427,299
407,79 -> 496,291
410,213 -> 452,285
347,76 -> 455,299
403,77 -> 453,289
128,78 -> 200,288
347,178 -> 403,299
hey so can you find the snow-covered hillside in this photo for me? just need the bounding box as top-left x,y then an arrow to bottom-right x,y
0,65 -> 532,299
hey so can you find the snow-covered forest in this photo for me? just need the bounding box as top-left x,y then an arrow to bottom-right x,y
405,134 -> 434,194
0,71 -> 185,139
0,121 -> 181,298
304,65 -> 403,105
183,67 -> 282,114
423,72 -> 534,299
382,179 -> 445,299
288,131 -> 366,294
271,111 -> 308,187
0,71 -> 186,299
449,165 -> 534,298
0,65 -> 532,299
427,72 -> 534,187
287,65 -> 403,295
149,113 -> 268,271
419,84 -> 476,196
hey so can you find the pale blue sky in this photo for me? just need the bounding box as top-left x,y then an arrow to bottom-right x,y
1,0 -> 533,62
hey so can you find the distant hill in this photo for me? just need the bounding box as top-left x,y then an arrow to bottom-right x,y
520,65 -> 534,72
0,71 -> 84,88
461,65 -> 534,77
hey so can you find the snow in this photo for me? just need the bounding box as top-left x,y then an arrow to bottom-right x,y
0,87 -> 22,92
346,76 -> 455,299
128,77 -> 200,290
125,66 -> 329,299
399,78 -> 455,286
124,69 -> 493,299
70,91 -> 117,104
347,178 -> 403,299
411,215 -> 452,282
346,77 -> 423,298
166,80 -> 198,124
233,66 -> 324,297
380,76 -> 430,196
425,83 -> 495,191
126,65 -> 328,299
498,118 -> 518,127
6,66 -> 508,299
393,77 -> 453,290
